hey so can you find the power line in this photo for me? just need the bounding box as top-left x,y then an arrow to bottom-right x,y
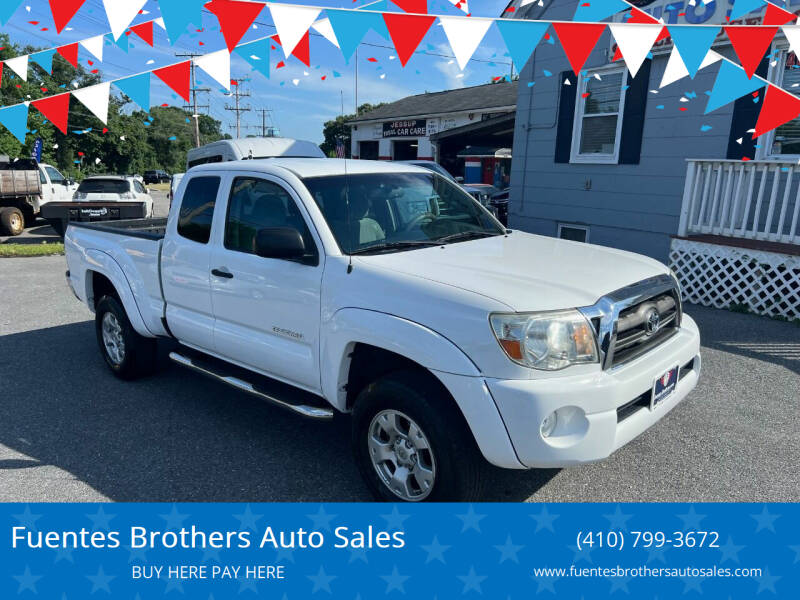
248,108 -> 278,137
225,78 -> 252,139
175,52 -> 212,148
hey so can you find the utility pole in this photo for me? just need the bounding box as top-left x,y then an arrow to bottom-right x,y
255,108 -> 275,137
225,78 -> 252,139
175,52 -> 210,148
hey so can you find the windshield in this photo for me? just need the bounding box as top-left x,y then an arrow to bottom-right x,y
303,172 -> 504,254
77,179 -> 130,194
412,162 -> 456,182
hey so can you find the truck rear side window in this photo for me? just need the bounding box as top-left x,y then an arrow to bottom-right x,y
177,177 -> 221,244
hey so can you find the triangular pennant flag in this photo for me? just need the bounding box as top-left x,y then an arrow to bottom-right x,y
49,0 -> 86,34
30,49 -> 56,74
763,2 -> 797,26
80,35 -> 105,62
130,22 -> 154,46
195,49 -> 231,91
784,25 -> 800,57
159,0 -> 205,44
705,60 -> 766,114
439,17 -> 492,71
106,33 -> 129,54
114,72 -> 151,110
0,104 -> 29,143
608,23 -> 661,78
32,94 -> 71,134
754,84 -> 800,138
268,3 -> 320,58
155,17 -> 166,30
392,0 -> 427,13
573,0 -> 628,22
312,18 -> 339,48
327,9 -> 386,61
102,0 -> 148,40
495,20 -> 549,72
552,23 -> 606,76
57,43 -> 79,68
291,31 -> 311,67
725,25 -> 777,79
383,13 -> 436,67
729,0 -> 765,20
0,0 -> 25,25
205,0 -> 266,52
626,7 -> 659,24
73,82 -> 111,124
5,55 -> 29,81
447,0 -> 469,15
0,63 -> 3,82
668,25 -> 719,79
154,61 -> 191,102
234,38 -> 269,79
660,47 -> 721,88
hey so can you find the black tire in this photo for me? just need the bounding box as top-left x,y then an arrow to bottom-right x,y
0,207 -> 25,236
22,208 -> 37,228
352,370 -> 486,502
95,295 -> 157,380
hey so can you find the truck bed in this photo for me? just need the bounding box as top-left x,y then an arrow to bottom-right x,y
65,217 -> 167,240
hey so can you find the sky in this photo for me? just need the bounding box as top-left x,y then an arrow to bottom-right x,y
1,0 -> 514,143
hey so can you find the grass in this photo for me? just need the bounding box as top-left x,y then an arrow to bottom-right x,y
0,242 -> 65,257
148,182 -> 171,192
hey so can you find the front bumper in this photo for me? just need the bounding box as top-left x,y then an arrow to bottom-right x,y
486,315 -> 701,468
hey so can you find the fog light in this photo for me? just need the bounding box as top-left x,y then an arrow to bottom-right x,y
540,412 -> 558,438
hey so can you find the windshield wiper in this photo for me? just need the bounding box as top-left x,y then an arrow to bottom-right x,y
436,231 -> 502,245
349,240 -> 442,255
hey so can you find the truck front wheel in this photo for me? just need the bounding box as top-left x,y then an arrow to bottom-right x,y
95,296 -> 157,380
352,371 -> 485,502
0,207 -> 25,236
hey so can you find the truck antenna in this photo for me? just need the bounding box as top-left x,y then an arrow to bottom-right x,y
344,148 -> 353,274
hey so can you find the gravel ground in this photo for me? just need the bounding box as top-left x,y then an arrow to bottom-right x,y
1,242 -> 798,502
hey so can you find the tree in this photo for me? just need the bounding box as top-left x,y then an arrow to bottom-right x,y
320,103 -> 386,158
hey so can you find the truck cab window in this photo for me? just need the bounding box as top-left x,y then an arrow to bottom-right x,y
224,177 -> 316,259
45,166 -> 64,184
177,176 -> 221,244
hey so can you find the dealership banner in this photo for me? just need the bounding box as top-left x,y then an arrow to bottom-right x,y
3,503 -> 797,597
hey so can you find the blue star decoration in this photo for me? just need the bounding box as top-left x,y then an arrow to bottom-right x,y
159,505 -> 190,529
380,565 -> 410,593
570,542 -> 594,565
233,505 -> 263,532
54,545 -> 75,564
13,506 -> 42,530
421,535 -> 451,564
533,570 -> 559,594
381,506 -> 410,530
494,535 -> 524,564
603,505 -> 633,532
237,574 -> 259,594
306,506 -> 337,532
608,574 -> 632,594
456,505 -> 487,533
531,505 -> 559,533
457,566 -> 487,594
717,536 -> 744,564
789,544 -> 800,564
200,546 -> 221,563
86,565 -> 116,593
13,566 -> 42,594
164,576 -> 184,594
645,544 -> 668,565
307,566 -> 337,594
755,567 -> 781,594
349,546 -> 368,564
680,573 -> 703,594
275,546 -> 295,564
750,506 -> 779,533
86,506 -> 116,531
676,505 -> 706,529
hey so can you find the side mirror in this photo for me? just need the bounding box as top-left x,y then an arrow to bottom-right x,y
255,227 -> 306,260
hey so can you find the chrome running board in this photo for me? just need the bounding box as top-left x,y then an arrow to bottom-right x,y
169,351 -> 334,420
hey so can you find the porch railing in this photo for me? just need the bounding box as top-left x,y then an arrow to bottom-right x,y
678,159 -> 800,245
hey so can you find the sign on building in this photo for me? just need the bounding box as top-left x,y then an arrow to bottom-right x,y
383,120 -> 427,138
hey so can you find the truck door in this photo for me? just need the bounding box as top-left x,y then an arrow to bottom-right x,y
40,165 -> 71,202
161,175 -> 224,351
209,174 -> 324,392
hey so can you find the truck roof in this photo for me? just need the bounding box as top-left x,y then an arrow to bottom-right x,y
190,158 -> 429,179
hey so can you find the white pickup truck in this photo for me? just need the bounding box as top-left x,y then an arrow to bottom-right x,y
64,159 -> 701,501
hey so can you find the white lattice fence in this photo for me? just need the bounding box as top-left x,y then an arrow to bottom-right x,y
669,239 -> 800,320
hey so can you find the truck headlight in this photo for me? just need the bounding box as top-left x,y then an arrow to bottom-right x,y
490,310 -> 599,371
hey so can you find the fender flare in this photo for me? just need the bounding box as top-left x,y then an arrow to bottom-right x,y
84,249 -> 153,338
321,308 -> 481,411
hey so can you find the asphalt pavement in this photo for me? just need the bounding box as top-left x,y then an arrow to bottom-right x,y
1,248 -> 798,502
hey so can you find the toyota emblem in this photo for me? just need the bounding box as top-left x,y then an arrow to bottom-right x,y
645,309 -> 660,335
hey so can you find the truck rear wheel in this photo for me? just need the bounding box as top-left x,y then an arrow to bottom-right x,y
95,296 -> 157,380
0,207 -> 24,236
352,371 -> 485,502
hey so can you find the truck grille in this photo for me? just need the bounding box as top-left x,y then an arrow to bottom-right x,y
580,274 -> 682,370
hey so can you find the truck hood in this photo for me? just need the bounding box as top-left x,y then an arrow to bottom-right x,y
356,232 -> 670,312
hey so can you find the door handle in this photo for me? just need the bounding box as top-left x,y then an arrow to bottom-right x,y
211,268 -> 234,279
